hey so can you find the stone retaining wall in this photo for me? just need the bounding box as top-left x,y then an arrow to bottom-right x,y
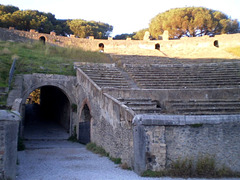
133,114 -> 240,175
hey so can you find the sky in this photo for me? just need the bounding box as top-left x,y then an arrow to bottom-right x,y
1,0 -> 240,36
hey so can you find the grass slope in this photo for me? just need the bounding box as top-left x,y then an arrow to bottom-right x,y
0,40 -> 111,87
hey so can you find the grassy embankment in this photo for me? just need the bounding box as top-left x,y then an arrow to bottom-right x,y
0,40 -> 111,105
226,46 -> 240,57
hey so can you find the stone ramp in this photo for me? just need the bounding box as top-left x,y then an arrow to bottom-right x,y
164,99 -> 240,115
124,62 -> 240,89
118,98 -> 161,114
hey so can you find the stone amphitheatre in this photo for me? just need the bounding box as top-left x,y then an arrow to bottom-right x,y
0,27 -> 240,179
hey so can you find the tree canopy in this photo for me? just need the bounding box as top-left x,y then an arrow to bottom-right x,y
67,19 -> 113,39
114,33 -> 135,40
0,4 -> 113,38
149,7 -> 239,39
132,28 -> 148,40
0,4 -> 19,15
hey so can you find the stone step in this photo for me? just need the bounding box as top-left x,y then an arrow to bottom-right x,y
92,79 -> 128,84
136,79 -> 240,84
93,81 -> 129,85
167,99 -> 240,103
132,75 -> 240,80
165,99 -> 240,115
132,108 -> 162,114
127,68 -> 240,72
138,81 -> 240,86
169,102 -> 240,107
84,73 -> 123,78
176,111 -> 240,115
98,84 -> 129,88
118,98 -> 152,102
137,82 -> 240,87
176,107 -> 240,113
122,102 -> 157,109
140,85 -> 240,89
87,76 -> 126,80
130,73 -> 240,78
118,98 -> 161,113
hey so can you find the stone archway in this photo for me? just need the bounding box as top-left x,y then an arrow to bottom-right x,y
22,85 -> 71,139
214,40 -> 219,48
155,43 -> 160,50
39,36 -> 46,44
78,103 -> 91,144
99,43 -> 104,52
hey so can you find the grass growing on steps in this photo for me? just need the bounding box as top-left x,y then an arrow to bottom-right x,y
0,40 -> 111,88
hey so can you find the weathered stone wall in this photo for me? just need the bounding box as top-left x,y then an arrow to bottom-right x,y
76,67 -> 135,166
133,114 -> 240,175
0,27 -> 239,56
0,110 -> 20,180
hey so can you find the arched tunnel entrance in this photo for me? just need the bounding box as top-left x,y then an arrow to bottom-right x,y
39,36 -> 46,44
78,104 -> 91,144
24,86 -> 70,139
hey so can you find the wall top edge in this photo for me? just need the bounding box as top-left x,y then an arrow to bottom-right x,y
132,114 -> 240,126
0,110 -> 21,121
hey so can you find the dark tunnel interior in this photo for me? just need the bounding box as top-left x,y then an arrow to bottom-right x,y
24,86 -> 70,132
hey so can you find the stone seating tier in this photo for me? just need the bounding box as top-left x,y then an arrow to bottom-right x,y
124,62 -> 240,89
164,99 -> 240,115
79,65 -> 131,89
118,98 -> 161,114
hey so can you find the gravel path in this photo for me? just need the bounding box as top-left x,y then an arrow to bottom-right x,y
16,140 -> 174,180
17,121 -> 237,180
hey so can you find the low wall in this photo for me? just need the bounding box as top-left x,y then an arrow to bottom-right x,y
133,114 -> 240,175
0,110 -> 20,180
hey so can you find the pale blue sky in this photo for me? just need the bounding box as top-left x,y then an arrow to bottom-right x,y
1,0 -> 240,36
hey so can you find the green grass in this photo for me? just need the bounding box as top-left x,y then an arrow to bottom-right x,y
226,46 -> 240,57
86,142 -> 109,157
0,40 -> 111,88
86,142 -> 124,165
